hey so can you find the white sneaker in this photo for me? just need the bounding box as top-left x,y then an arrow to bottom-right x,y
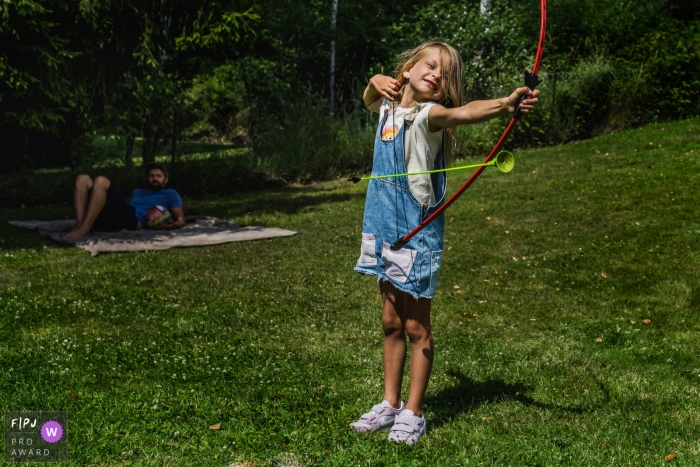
350,400 -> 405,433
387,409 -> 426,445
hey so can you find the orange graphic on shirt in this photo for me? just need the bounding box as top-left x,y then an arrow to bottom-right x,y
381,125 -> 399,141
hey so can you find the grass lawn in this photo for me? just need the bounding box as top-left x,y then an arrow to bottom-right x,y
1,118 -> 700,466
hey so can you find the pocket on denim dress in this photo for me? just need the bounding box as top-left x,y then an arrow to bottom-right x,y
381,242 -> 417,283
358,233 -> 377,266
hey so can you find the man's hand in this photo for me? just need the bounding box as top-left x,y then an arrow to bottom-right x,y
156,206 -> 186,230
364,74 -> 400,110
504,86 -> 540,115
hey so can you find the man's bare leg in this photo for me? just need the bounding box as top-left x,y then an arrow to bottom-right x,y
70,175 -> 93,230
62,176 -> 110,240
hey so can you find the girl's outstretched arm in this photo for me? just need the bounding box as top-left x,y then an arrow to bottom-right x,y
428,86 -> 540,131
363,74 -> 400,112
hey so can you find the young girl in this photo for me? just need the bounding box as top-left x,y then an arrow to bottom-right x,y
350,40 -> 539,445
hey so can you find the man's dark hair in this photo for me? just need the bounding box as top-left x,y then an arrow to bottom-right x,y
145,162 -> 169,178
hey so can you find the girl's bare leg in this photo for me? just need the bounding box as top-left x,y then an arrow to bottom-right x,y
404,296 -> 433,416
381,281 -> 407,409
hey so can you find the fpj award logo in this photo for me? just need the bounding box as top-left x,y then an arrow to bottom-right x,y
5,411 -> 67,463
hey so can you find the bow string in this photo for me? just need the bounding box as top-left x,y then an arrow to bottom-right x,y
390,0 -> 547,251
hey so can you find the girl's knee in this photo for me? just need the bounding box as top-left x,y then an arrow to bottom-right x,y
382,313 -> 403,336
405,319 -> 432,343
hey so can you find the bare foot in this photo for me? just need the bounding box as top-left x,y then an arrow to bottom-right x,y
62,226 -> 80,235
61,228 -> 90,240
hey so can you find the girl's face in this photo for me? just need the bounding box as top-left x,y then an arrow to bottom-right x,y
403,48 -> 445,103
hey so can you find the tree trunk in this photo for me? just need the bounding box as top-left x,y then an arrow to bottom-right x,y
473,0 -> 491,69
142,125 -> 158,165
171,104 -> 178,167
480,0 -> 491,14
125,132 -> 135,169
329,0 -> 338,116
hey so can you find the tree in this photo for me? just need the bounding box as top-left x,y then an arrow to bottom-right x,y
329,0 -> 338,116
0,1 -> 93,171
0,0 -> 257,171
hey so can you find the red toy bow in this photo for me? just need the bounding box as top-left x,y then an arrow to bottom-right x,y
391,0 -> 547,251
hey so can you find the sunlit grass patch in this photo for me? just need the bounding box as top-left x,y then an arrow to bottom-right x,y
1,118 -> 700,465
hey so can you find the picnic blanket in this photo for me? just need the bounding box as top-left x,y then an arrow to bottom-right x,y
9,216 -> 296,256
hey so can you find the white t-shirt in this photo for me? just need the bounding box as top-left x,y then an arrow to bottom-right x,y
379,99 -> 443,207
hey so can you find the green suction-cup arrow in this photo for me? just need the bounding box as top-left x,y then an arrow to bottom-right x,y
347,151 -> 516,183
494,150 -> 515,173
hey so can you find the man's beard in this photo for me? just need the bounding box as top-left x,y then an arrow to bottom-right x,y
148,181 -> 164,192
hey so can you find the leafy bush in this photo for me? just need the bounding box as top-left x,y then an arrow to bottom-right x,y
167,157 -> 275,197
616,24 -> 700,124
0,168 -> 139,209
184,63 -> 250,144
71,135 -> 127,170
551,56 -> 616,141
545,23 -> 700,142
254,95 -> 375,182
0,155 -> 275,208
403,0 -> 534,101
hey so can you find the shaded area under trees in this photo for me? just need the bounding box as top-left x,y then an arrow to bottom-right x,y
0,0 -> 699,183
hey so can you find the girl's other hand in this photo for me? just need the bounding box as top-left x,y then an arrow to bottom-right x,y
505,87 -> 540,114
370,74 -> 401,101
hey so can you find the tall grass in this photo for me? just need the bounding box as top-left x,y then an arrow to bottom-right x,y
0,141 -> 268,208
6,50 -> 697,208
254,96 -> 375,182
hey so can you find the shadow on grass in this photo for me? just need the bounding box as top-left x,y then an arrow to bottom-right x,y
0,225 -> 56,251
425,370 -> 588,429
0,205 -> 72,251
0,185 -> 365,251
186,188 -> 365,219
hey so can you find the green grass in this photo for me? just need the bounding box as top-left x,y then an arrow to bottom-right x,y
92,141 -> 251,169
0,141 -> 265,209
1,117 -> 699,466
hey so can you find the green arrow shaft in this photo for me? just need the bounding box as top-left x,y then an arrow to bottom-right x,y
357,161 -> 496,181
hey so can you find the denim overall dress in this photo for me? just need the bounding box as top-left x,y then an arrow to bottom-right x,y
354,107 -> 447,299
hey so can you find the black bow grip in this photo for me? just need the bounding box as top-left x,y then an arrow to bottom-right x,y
513,71 -> 542,119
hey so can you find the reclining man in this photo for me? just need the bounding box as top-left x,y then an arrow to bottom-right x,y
62,162 -> 185,240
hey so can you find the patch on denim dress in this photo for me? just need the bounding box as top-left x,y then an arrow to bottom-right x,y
429,250 -> 443,295
381,242 -> 417,283
358,233 -> 377,266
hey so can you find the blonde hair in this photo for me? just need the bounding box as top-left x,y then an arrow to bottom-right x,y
394,39 -> 463,164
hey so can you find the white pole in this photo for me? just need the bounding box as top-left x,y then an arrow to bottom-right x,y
473,0 -> 491,68
480,0 -> 491,15
329,0 -> 338,116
